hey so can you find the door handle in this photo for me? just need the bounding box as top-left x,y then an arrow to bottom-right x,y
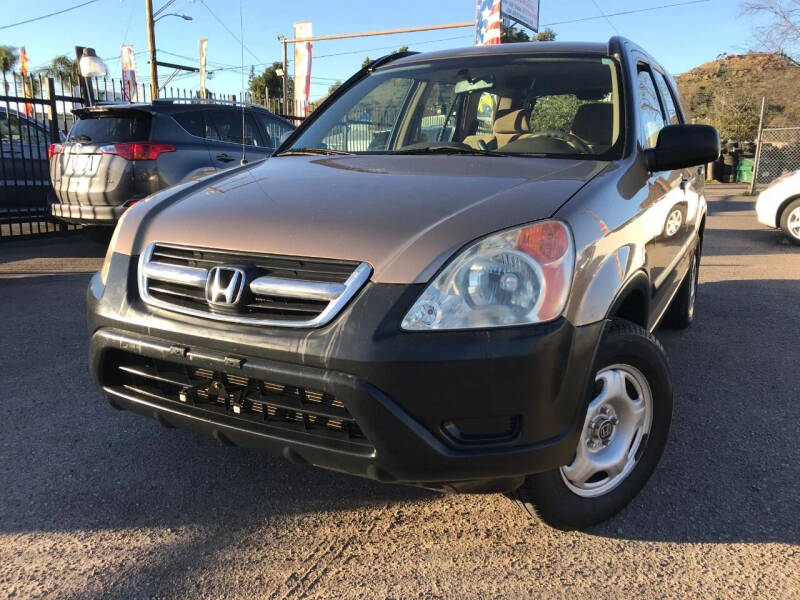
216,153 -> 235,163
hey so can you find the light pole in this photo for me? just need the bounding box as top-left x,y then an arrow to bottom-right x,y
145,1 -> 193,100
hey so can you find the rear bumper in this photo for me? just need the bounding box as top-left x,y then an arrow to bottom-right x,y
88,252 -> 606,490
51,202 -> 126,225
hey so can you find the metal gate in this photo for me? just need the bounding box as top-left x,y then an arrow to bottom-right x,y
0,74 -> 84,238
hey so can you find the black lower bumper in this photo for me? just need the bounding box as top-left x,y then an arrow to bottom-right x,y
88,253 -> 606,491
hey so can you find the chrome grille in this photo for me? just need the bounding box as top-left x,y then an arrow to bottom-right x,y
138,243 -> 371,327
104,350 -> 373,454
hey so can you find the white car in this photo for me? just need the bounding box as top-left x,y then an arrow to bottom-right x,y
756,170 -> 800,244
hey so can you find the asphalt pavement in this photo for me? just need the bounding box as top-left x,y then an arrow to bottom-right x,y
0,185 -> 798,599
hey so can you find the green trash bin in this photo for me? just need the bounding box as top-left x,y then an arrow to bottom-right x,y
737,158 -> 754,183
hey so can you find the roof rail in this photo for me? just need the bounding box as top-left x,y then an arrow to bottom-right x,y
152,97 -> 266,110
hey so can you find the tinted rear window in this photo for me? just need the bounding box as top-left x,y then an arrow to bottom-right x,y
69,113 -> 151,143
173,111 -> 204,137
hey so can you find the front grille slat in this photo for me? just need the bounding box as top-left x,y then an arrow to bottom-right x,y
107,350 -> 373,453
140,243 -> 371,327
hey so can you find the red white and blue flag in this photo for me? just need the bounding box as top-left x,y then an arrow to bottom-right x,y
475,0 -> 502,46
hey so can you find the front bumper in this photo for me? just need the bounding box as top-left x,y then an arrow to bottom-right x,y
755,190 -> 780,228
88,252 -> 606,490
51,202 -> 126,225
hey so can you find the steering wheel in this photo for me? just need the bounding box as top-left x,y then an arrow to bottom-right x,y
525,129 -> 592,154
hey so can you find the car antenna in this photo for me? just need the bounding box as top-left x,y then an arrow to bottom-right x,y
239,0 -> 247,165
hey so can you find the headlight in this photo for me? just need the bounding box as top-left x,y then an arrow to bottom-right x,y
401,221 -> 574,330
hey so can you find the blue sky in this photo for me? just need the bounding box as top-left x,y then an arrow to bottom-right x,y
1,0 -> 763,100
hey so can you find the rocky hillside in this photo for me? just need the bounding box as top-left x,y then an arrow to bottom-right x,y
674,52 -> 800,140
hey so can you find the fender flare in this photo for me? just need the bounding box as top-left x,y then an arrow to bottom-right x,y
606,269 -> 651,325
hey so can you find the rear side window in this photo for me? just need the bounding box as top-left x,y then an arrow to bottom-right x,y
204,110 -> 264,146
173,111 -> 205,137
253,114 -> 294,148
69,113 -> 151,143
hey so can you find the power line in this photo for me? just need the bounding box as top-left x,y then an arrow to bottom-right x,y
543,0 -> 711,26
0,0 -> 100,30
589,0 -> 620,35
197,0 -> 264,66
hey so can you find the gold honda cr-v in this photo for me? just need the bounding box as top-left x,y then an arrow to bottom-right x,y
88,37 -> 719,529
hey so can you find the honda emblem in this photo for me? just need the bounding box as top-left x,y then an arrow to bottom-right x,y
206,266 -> 247,307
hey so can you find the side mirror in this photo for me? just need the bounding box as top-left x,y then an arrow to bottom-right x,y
644,124 -> 720,172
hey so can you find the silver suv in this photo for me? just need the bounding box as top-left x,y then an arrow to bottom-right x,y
87,38 -> 719,530
49,99 -> 294,230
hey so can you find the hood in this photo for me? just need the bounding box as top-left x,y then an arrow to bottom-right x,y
117,155 -> 606,283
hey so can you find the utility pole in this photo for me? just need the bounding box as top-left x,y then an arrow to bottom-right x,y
750,96 -> 766,195
146,0 -> 159,99
279,35 -> 288,114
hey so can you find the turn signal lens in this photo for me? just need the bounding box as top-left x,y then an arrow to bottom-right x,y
401,221 -> 575,331
100,141 -> 175,161
517,221 -> 570,263
47,143 -> 63,159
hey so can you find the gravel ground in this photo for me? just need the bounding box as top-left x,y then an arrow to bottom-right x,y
0,186 -> 798,599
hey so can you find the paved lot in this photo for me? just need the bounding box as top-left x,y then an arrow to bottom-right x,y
1,186 -> 798,599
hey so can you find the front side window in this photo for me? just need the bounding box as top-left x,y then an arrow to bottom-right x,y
637,68 -> 667,148
653,71 -> 681,125
284,55 -> 624,159
254,114 -> 294,148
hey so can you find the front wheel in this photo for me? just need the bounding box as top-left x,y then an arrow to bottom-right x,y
780,199 -> 800,245
513,319 -> 673,530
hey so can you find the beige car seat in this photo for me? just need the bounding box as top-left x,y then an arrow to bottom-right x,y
464,108 -> 531,150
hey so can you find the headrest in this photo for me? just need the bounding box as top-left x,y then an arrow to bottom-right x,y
493,109 -> 530,134
570,103 -> 614,146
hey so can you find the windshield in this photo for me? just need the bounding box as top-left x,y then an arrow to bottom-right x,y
284,54 -> 623,159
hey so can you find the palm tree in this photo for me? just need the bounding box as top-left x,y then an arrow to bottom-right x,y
0,45 -> 19,94
48,55 -> 79,85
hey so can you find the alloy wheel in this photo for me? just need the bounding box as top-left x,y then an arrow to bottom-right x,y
788,206 -> 800,240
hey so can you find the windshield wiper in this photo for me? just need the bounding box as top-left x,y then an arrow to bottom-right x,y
393,145 -> 512,157
277,148 -> 354,156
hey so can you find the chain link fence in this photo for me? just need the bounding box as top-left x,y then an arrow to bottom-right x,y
753,127 -> 800,191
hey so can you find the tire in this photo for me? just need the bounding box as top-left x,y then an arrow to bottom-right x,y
662,251 -> 698,329
779,198 -> 800,245
513,319 -> 673,530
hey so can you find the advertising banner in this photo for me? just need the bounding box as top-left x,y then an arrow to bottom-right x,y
475,0 -> 502,46
19,46 -> 32,116
502,0 -> 540,32
293,21 -> 313,116
120,45 -> 139,102
199,38 -> 208,98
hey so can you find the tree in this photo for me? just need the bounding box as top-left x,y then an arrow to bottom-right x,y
534,28 -> 557,42
327,81 -> 342,95
0,45 -> 19,94
48,55 -> 79,84
742,0 -> 800,54
501,26 -> 530,43
362,46 -> 408,69
248,62 -> 293,109
501,26 -> 556,43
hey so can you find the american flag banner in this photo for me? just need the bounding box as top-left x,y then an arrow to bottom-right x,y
475,0 -> 502,46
